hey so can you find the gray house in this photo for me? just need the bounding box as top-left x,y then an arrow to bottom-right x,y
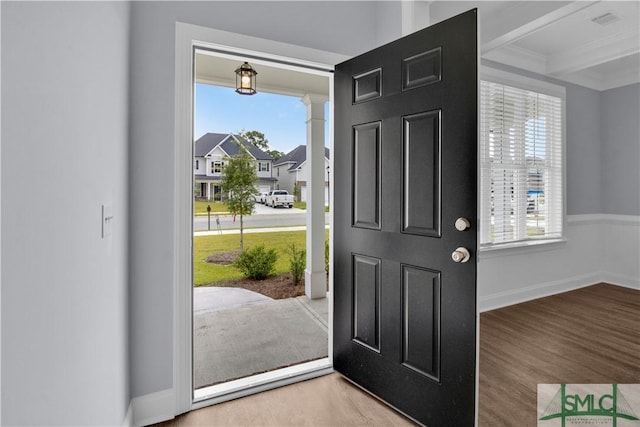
273,145 -> 330,204
194,132 -> 276,200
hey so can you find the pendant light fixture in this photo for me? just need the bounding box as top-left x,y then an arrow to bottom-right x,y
235,61 -> 258,95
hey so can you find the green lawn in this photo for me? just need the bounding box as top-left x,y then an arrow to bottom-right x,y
194,200 -> 229,215
199,221 -> 554,285
194,230 -> 329,286
293,201 -> 330,212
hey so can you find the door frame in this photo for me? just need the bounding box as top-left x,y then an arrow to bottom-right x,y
174,22 -> 348,415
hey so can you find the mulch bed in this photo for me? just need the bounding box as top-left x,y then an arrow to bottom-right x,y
209,273 -> 305,300
204,250 -> 304,299
205,250 -> 240,265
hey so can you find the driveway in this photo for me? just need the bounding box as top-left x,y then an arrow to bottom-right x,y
252,202 -> 304,215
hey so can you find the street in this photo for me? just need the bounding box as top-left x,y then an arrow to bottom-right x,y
194,202 -> 330,231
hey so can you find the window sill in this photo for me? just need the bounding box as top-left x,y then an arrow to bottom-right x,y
478,238 -> 567,259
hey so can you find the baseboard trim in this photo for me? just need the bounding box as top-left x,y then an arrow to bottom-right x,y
567,213 -> 640,226
603,214 -> 640,226
478,273 -> 601,312
600,272 -> 640,290
131,388 -> 175,427
566,214 -> 608,225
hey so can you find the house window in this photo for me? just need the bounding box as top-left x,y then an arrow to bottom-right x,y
258,162 -> 270,172
195,159 -> 199,169
480,71 -> 564,247
212,160 -> 223,174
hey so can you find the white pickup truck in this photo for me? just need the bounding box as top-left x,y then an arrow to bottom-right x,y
265,190 -> 294,209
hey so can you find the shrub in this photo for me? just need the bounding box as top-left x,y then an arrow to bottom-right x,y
325,240 -> 330,273
234,245 -> 278,280
288,243 -> 306,285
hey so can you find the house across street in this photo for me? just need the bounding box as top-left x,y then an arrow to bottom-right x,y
194,132 -> 276,200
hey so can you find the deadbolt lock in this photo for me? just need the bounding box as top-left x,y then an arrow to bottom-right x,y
451,247 -> 471,263
455,217 -> 471,231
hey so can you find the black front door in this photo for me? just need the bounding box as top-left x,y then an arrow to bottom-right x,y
333,10 -> 478,426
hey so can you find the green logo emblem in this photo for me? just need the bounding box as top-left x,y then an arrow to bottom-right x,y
539,384 -> 639,427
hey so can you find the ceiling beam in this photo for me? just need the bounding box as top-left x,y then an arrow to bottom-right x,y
482,1 -> 600,55
547,31 -> 640,75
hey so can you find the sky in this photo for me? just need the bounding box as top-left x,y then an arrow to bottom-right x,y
195,83 -> 329,155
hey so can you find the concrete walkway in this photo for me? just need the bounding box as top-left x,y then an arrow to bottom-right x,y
194,287 -> 273,314
193,287 -> 329,389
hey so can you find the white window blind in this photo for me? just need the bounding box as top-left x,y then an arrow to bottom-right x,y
480,79 -> 563,246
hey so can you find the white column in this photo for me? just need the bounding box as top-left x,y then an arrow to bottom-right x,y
302,94 -> 328,299
206,182 -> 211,200
401,0 -> 431,36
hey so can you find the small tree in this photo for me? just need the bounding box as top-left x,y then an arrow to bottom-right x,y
293,181 -> 302,202
220,148 -> 258,251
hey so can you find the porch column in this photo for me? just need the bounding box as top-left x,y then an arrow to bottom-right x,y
302,94 -> 328,299
401,0 -> 431,36
206,182 -> 211,200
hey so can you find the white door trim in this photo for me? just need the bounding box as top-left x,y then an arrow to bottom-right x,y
174,22 -> 347,416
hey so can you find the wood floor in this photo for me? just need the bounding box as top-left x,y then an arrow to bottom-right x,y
158,283 -> 639,426
479,283 -> 640,426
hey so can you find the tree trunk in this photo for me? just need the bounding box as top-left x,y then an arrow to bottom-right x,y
240,214 -> 244,251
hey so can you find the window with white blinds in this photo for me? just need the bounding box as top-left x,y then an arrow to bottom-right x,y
480,76 -> 564,246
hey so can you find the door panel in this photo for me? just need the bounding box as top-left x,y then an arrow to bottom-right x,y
401,264 -> 441,381
403,110 -> 441,236
353,122 -> 381,229
352,254 -> 381,352
334,10 -> 477,426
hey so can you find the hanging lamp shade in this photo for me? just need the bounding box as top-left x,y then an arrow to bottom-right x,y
235,62 -> 258,95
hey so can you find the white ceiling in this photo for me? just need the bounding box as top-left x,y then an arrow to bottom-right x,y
196,1 -> 639,94
431,0 -> 640,91
195,50 -> 330,98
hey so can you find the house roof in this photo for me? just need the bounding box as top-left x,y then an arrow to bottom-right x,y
274,145 -> 330,171
194,133 -> 273,161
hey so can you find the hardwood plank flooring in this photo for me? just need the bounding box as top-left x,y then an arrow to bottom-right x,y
479,283 -> 640,426
158,283 -> 639,426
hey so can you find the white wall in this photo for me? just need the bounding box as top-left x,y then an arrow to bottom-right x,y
479,215 -> 639,311
1,2 -> 131,425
